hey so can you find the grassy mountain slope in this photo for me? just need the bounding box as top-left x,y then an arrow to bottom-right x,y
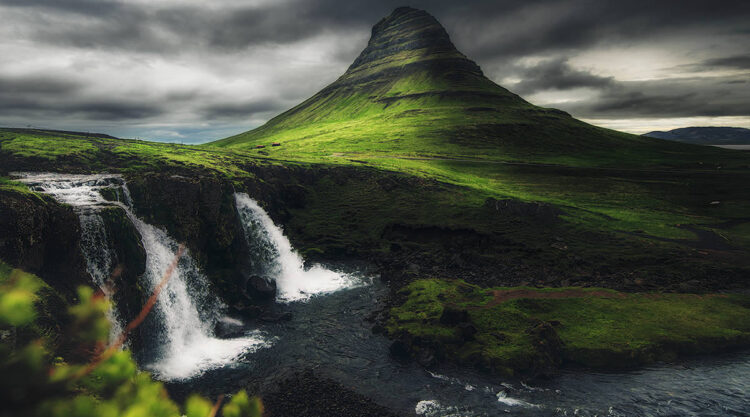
209,7 -> 746,170
205,8 -> 750,244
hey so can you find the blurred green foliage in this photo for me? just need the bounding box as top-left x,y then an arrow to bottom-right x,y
0,267 -> 262,417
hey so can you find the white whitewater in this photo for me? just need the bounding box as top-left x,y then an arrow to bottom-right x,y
15,173 -> 270,381
78,212 -> 124,342
234,192 -> 359,302
123,207 -> 270,380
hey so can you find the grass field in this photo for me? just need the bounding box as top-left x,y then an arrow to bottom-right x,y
387,279 -> 750,375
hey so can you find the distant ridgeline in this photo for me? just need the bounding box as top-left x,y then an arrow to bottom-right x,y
644,127 -> 750,146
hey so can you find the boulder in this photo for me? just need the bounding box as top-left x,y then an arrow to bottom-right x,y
439,306 -> 469,325
214,317 -> 246,338
246,275 -> 277,301
389,339 -> 411,361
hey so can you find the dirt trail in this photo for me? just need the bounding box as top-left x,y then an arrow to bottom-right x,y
484,288 -> 625,308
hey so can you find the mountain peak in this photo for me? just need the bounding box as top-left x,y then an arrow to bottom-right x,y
347,7 -> 472,73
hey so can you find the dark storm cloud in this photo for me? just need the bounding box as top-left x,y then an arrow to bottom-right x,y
0,94 -> 165,121
4,0 -> 749,57
0,73 -> 164,120
511,59 -> 614,95
562,75 -> 750,118
700,55 -> 750,70
0,0 -> 749,139
0,75 -> 82,94
200,100 -> 288,120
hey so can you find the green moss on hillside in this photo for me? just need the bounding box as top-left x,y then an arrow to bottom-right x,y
387,279 -> 750,376
0,130 -> 98,161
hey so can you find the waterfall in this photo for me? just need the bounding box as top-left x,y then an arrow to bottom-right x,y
234,192 -> 359,302
123,209 -> 269,380
78,212 -> 123,342
16,173 -> 127,340
15,173 -> 270,381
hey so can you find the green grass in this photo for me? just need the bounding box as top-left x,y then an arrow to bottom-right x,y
0,176 -> 34,195
0,128 -> 266,181
0,130 -> 99,161
388,279 -> 750,375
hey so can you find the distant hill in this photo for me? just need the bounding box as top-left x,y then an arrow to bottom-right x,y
208,7 -> 727,168
0,127 -> 118,140
644,127 -> 750,145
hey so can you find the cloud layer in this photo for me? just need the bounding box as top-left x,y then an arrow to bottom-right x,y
0,0 -> 748,141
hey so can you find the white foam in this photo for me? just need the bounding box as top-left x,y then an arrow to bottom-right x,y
14,172 -> 124,208
127,211 -> 271,380
415,400 -> 474,417
496,390 -> 538,408
234,193 -> 360,302
147,330 -> 272,380
415,400 -> 443,416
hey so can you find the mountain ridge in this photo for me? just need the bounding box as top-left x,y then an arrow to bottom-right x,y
209,7 -> 741,169
644,127 -> 750,145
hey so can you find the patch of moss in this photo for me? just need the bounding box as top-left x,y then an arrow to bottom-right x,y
387,279 -> 750,377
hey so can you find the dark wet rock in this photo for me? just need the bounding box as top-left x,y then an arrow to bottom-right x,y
415,348 -> 437,367
261,370 -> 401,417
214,317 -> 246,339
389,340 -> 411,361
246,275 -> 277,301
439,306 -> 469,325
98,186 -> 127,203
231,303 -> 263,319
260,311 -> 293,323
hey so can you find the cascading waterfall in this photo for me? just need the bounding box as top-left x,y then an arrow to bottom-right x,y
15,173 -> 270,381
78,212 -> 124,342
17,173 -> 127,340
234,192 -> 359,302
122,206 -> 269,380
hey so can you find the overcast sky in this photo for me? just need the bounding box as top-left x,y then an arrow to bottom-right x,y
1,0 -> 749,143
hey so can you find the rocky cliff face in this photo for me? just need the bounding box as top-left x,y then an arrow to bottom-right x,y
0,190 -> 90,299
347,7 -> 482,75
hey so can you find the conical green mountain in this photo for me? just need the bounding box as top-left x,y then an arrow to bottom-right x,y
210,7 -> 709,166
